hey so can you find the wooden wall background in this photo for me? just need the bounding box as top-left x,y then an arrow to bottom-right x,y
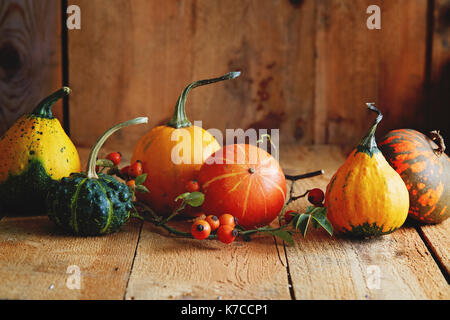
0,0 -> 449,150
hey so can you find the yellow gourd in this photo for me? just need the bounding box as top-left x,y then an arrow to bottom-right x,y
324,103 -> 409,237
0,87 -> 81,214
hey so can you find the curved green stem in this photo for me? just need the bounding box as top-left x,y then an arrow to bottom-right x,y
167,71 -> 241,128
31,87 -> 71,119
357,103 -> 383,157
86,117 -> 148,179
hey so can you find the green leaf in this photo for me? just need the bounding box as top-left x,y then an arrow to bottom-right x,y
311,219 -> 320,229
96,159 -> 114,167
310,207 -> 333,236
174,192 -> 190,202
295,213 -> 311,237
135,173 -> 147,185
270,230 -> 294,245
135,185 -> 150,193
184,192 -> 205,207
305,205 -> 322,215
175,192 -> 205,207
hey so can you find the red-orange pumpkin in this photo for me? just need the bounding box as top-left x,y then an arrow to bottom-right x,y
197,144 -> 286,229
379,129 -> 450,224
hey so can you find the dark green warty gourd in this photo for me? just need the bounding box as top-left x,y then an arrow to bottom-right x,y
47,117 -> 148,236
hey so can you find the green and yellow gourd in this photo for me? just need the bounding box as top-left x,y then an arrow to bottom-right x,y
324,103 -> 409,237
47,117 -> 148,236
0,87 -> 81,214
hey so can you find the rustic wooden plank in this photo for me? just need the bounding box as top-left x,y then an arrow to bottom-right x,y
419,219 -> 450,277
430,0 -> 450,82
188,0 -> 317,145
280,145 -> 450,300
424,0 -> 450,137
0,216 -> 141,299
124,221 -> 290,300
286,226 -> 449,299
0,0 -> 63,135
67,0 -> 316,149
314,0 -> 428,145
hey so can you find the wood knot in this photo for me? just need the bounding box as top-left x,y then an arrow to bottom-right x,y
0,42 -> 21,80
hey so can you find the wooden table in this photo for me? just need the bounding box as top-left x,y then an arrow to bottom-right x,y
0,145 -> 448,300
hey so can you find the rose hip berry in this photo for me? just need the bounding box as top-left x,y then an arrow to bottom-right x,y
126,180 -> 136,189
128,160 -> 143,177
106,152 -> 122,166
191,220 -> 211,240
120,165 -> 130,176
217,225 -> 238,244
308,188 -> 325,206
185,179 -> 200,193
205,215 -> 220,231
219,214 -> 237,228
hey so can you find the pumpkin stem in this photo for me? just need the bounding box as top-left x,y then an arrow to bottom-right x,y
357,103 -> 383,156
86,117 -> 148,179
31,87 -> 71,119
167,71 -> 241,128
429,130 -> 446,155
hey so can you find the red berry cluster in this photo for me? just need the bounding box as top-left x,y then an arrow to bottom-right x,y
119,160 -> 143,189
191,213 -> 238,244
97,152 -> 146,191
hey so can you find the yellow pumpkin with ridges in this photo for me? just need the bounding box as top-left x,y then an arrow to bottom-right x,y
325,103 -> 409,237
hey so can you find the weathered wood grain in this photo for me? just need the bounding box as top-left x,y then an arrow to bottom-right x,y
314,0 -> 428,145
286,225 -> 449,299
124,221 -> 290,300
280,145 -> 450,299
419,219 -> 450,277
0,216 -> 142,299
425,0 -> 450,138
67,0 -> 317,149
430,0 -> 450,81
0,0 -> 63,135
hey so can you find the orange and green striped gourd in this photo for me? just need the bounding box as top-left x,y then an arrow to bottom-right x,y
0,87 -> 81,214
324,103 -> 409,237
379,129 -> 449,224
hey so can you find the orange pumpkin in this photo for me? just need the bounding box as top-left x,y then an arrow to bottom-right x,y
197,144 -> 287,229
131,72 -> 240,216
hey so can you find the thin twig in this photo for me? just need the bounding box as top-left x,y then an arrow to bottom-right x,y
284,169 -> 324,181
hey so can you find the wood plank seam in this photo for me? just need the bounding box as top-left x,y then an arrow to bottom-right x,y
415,225 -> 450,284
61,0 -> 70,135
273,235 -> 299,300
122,220 -> 144,300
282,241 -> 297,300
